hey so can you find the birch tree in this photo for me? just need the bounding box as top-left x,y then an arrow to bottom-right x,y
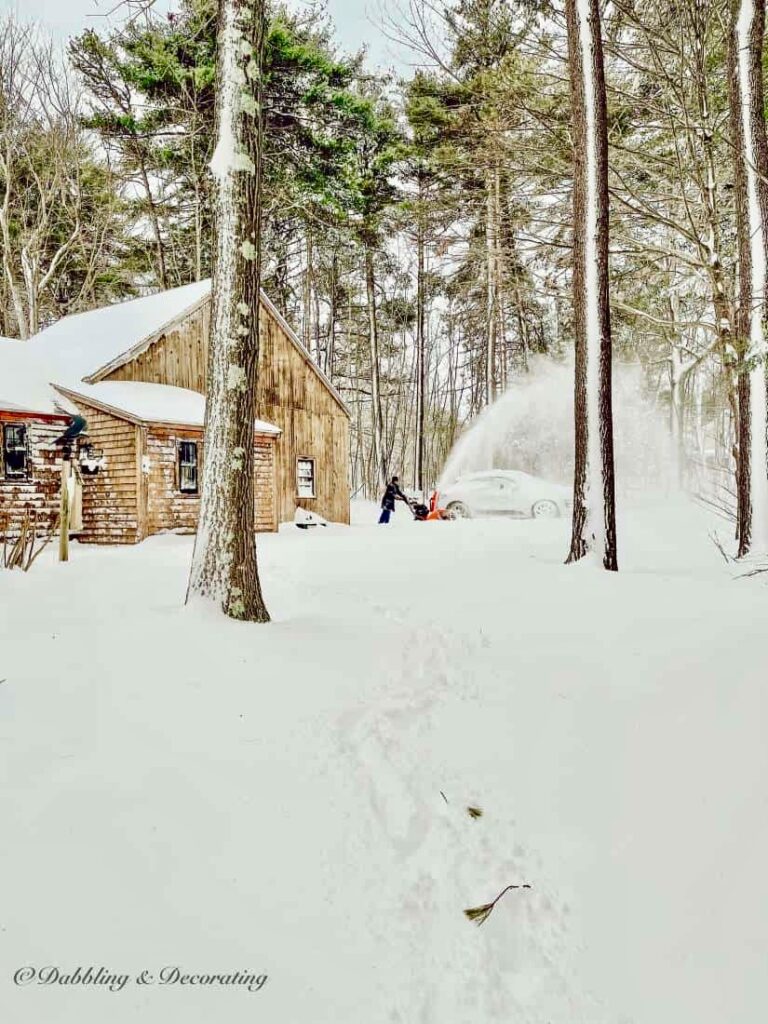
187,0 -> 270,622
0,20 -> 90,337
565,0 -> 618,570
727,0 -> 768,554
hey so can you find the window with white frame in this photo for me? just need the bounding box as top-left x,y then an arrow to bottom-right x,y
297,457 -> 316,498
3,424 -> 28,479
178,441 -> 199,494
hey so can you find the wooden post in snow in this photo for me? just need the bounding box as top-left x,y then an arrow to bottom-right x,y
59,460 -> 69,562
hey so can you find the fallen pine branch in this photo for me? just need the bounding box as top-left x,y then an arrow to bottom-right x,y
735,564 -> 768,579
464,883 -> 532,926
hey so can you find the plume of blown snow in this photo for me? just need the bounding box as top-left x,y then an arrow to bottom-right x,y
438,358 -> 678,501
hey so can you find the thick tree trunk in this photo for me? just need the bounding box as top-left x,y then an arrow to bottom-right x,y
727,0 -> 768,555
303,227 -> 313,352
692,1 -> 740,467
20,252 -> 40,337
485,170 -> 498,406
565,0 -> 618,570
187,0 -> 270,621
414,176 -> 427,491
0,184 -> 30,337
136,151 -> 169,291
365,243 -> 387,488
493,163 -> 507,382
326,251 -> 337,379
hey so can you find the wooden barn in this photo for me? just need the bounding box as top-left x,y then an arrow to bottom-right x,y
0,283 -> 350,544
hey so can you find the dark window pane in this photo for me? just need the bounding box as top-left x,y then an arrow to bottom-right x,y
178,441 -> 198,493
297,458 -> 315,498
4,425 -> 28,479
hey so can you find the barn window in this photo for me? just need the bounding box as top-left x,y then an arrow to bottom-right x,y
297,457 -> 316,498
3,424 -> 28,479
178,441 -> 198,494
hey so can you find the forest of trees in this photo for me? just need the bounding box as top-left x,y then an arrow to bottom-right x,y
1,0 -> 766,534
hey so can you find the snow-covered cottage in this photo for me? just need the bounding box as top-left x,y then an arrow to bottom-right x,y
0,282 -> 350,544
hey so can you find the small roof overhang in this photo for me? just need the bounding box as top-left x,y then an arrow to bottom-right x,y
53,381 -> 281,436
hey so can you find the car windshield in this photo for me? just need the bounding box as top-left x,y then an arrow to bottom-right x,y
461,472 -> 519,485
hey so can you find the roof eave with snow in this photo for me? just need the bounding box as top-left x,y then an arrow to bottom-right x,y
81,290 -> 211,386
53,383 -> 281,436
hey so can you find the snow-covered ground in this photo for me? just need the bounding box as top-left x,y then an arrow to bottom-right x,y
1,499 -> 766,1023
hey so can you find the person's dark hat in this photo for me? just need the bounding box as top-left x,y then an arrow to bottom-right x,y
392,475 -> 399,482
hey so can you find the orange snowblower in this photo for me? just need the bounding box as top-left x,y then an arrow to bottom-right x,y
408,491 -> 452,521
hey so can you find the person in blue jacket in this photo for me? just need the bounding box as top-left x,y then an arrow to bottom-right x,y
378,475 -> 409,524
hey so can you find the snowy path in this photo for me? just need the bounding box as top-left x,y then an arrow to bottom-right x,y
1,500 -> 766,1023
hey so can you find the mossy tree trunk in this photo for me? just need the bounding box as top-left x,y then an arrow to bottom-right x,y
187,0 -> 270,621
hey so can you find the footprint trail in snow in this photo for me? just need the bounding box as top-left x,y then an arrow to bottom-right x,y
338,615 -> 612,1023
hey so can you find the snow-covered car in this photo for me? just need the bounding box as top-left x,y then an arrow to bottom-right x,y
435,470 -> 572,520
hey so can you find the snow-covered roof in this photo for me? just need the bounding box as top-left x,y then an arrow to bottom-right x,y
55,380 -> 281,434
0,335 -> 280,431
26,279 -> 348,413
29,280 -> 211,384
4,279 -> 347,419
0,340 -> 78,417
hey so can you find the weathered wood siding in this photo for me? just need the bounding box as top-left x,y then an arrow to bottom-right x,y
259,309 -> 350,525
115,302 -> 211,393
76,404 -> 141,544
144,427 -> 277,536
103,296 -> 350,525
0,415 -> 66,533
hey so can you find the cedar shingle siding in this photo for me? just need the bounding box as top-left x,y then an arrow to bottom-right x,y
77,406 -> 141,544
0,418 -> 64,533
144,427 -> 277,537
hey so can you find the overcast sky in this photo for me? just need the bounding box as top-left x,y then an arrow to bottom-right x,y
0,0 -> 410,72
